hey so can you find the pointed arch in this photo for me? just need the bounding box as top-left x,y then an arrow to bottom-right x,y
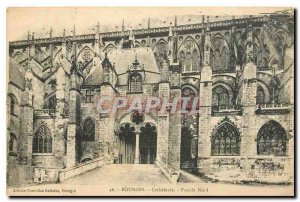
211,33 -> 230,49
257,120 -> 287,156
177,36 -> 200,53
104,43 -> 117,53
134,41 -> 142,48
211,118 -> 240,155
153,38 -> 168,51
181,83 -> 198,96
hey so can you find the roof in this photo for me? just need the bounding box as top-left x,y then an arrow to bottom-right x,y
84,48 -> 161,86
107,48 -> 160,74
84,58 -> 103,86
9,59 -> 25,89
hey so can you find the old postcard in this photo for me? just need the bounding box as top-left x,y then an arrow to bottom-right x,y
6,7 -> 294,196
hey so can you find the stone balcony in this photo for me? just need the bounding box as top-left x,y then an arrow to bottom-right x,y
256,103 -> 291,115
34,108 -> 69,118
212,105 -> 243,116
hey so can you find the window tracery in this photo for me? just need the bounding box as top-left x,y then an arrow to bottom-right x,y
211,121 -> 240,155
178,39 -> 200,72
257,121 -> 287,156
32,125 -> 52,153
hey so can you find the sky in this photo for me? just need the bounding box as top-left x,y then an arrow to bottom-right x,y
7,7 -> 291,42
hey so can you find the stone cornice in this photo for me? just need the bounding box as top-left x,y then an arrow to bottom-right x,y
9,16 -> 267,48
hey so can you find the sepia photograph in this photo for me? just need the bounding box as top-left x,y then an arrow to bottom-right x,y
6,7 -> 295,196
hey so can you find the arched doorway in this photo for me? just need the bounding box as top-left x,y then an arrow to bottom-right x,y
140,123 -> 157,164
118,123 -> 136,164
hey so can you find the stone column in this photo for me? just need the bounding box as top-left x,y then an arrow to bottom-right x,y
134,132 -> 140,164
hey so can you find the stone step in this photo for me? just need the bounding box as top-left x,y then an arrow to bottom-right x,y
178,170 -> 206,183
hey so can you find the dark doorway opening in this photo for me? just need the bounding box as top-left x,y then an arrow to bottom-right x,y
140,123 -> 157,164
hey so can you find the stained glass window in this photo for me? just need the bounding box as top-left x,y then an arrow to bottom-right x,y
257,121 -> 287,156
211,122 -> 240,155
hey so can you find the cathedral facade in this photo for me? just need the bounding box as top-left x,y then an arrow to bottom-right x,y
7,14 -> 294,186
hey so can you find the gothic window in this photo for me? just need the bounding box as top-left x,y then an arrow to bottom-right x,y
32,125 -> 52,153
257,121 -> 287,156
129,73 -> 142,93
212,37 -> 229,71
212,86 -> 230,106
256,85 -> 265,104
178,39 -> 200,72
10,95 -> 16,115
9,133 -> 17,153
82,119 -> 95,141
85,89 -> 94,103
211,122 -> 240,155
